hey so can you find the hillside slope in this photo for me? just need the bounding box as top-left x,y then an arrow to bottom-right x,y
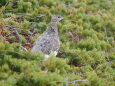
0,0 -> 115,86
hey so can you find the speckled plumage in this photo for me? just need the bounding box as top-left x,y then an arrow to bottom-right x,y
31,15 -> 63,56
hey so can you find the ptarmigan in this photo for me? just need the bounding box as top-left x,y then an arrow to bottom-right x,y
31,15 -> 63,59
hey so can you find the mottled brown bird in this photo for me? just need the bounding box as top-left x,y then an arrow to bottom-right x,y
31,15 -> 63,59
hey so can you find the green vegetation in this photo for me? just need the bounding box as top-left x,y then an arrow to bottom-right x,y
0,0 -> 115,86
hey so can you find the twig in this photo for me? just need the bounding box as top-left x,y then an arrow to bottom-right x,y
65,75 -> 88,85
104,27 -> 111,66
69,79 -> 88,84
66,76 -> 69,86
20,46 -> 28,51
4,1 -> 9,7
104,27 -> 109,44
13,27 -> 22,45
37,14 -> 45,18
43,79 -> 88,83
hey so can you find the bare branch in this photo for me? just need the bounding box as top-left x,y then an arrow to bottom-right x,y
20,46 -> 28,51
69,79 -> 88,84
104,27 -> 111,66
65,76 -> 69,86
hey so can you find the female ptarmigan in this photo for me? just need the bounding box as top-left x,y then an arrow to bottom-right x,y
31,15 -> 63,59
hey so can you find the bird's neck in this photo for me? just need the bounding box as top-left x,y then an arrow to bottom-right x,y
50,22 -> 57,28
46,22 -> 58,34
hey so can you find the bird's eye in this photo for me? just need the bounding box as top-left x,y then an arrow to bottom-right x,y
58,16 -> 60,18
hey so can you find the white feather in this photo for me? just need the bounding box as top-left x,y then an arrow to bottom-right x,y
44,54 -> 50,60
51,51 -> 57,56
44,51 -> 57,60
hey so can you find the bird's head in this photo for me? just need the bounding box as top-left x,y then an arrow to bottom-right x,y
51,15 -> 63,22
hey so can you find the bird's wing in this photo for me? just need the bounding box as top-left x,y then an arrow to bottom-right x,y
31,32 -> 52,54
31,33 -> 47,53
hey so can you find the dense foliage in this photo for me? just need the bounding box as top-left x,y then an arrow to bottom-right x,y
0,0 -> 115,86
